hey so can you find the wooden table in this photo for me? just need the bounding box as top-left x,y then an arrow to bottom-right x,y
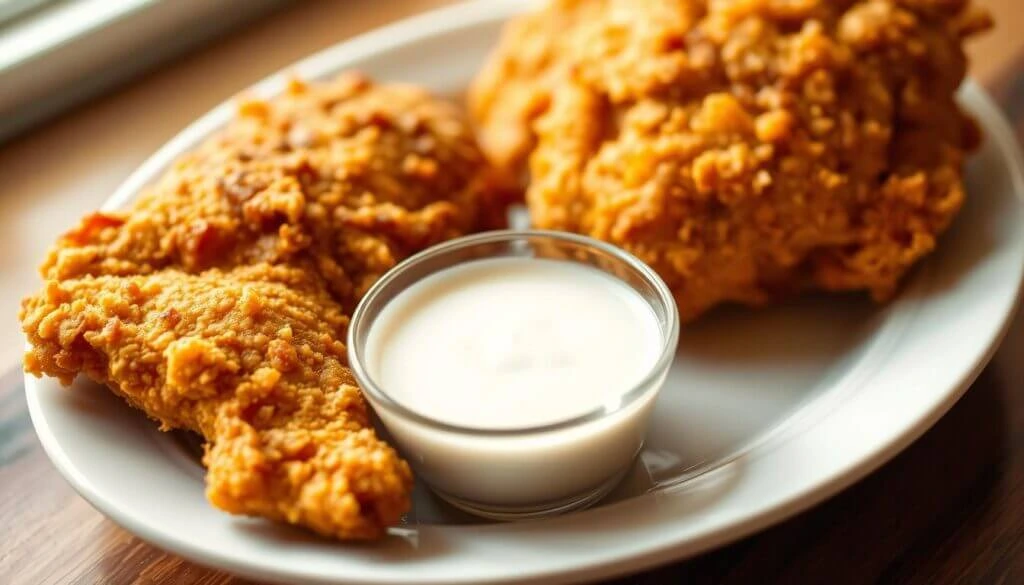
2,1 -> 1023,583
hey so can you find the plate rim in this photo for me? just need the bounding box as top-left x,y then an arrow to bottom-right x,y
24,0 -> 1024,583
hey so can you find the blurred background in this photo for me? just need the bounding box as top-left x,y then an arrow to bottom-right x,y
0,0 -> 1020,370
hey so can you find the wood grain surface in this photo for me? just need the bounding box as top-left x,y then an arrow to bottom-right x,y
2,1 -> 1024,584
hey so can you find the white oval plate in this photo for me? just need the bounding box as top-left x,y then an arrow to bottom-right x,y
25,1 -> 1024,584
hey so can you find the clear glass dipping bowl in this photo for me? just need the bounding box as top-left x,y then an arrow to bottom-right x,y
348,230 -> 680,520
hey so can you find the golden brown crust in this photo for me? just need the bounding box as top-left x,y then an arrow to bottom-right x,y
21,265 -> 412,539
45,73 -> 510,311
470,0 -> 989,320
22,75 -> 508,539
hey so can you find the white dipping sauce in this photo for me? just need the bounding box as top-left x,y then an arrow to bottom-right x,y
363,256 -> 668,512
368,257 -> 661,429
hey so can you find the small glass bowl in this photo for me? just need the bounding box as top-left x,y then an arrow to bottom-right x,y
347,230 -> 680,520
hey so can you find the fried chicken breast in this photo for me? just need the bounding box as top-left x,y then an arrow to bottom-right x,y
22,75 -> 509,538
470,0 -> 991,320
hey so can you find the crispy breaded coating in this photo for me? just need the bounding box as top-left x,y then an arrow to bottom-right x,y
22,265 -> 411,539
46,73 -> 510,311
22,75 -> 509,538
470,0 -> 990,320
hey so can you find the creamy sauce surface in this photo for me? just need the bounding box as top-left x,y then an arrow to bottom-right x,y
366,257 -> 662,429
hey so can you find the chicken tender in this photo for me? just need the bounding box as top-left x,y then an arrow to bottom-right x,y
22,265 -> 410,539
22,75 -> 509,538
470,0 -> 991,320
46,73 -> 511,311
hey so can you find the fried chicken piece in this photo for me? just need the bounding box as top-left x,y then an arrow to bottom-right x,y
22,264 -> 410,539
22,75 -> 510,538
470,0 -> 991,320
46,73 -> 511,311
